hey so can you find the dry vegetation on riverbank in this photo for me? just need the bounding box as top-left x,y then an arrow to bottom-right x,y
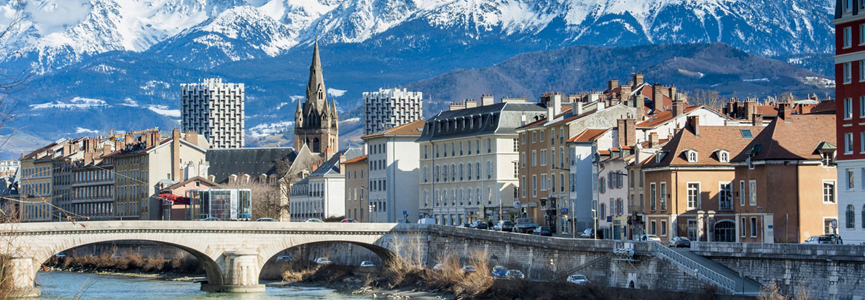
46,252 -> 203,274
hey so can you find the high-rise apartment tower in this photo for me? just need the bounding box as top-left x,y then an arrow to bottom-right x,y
181,78 -> 245,149
363,88 -> 423,135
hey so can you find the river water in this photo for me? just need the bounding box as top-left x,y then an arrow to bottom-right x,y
35,272 -> 371,300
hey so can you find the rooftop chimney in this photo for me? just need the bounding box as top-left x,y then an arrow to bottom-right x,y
649,132 -> 659,149
625,119 -> 637,146
653,85 -> 664,111
572,102 -> 584,116
481,94 -> 494,106
617,119 -> 627,147
621,85 -> 632,103
634,72 -> 644,86
609,79 -> 619,91
779,103 -> 792,120
687,115 -> 700,137
465,99 -> 478,108
547,93 -> 562,119
752,113 -> 763,126
449,102 -> 467,111
672,96 -> 684,116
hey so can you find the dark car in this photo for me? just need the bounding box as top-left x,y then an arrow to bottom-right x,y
494,220 -> 514,232
667,236 -> 691,248
491,266 -> 508,278
532,226 -> 552,236
469,221 -> 488,230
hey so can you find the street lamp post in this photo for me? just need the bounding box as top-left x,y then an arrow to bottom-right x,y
592,208 -> 597,240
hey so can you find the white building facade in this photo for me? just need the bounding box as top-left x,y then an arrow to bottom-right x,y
363,88 -> 423,135
181,78 -> 245,149
363,120 -> 424,223
417,100 -> 545,226
289,153 -> 346,221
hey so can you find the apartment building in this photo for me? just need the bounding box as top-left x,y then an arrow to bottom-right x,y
834,0 -> 865,244
0,159 -> 19,178
642,117 -> 765,242
636,101 -> 729,141
364,120 -> 423,223
181,78 -> 245,149
417,96 -> 545,225
363,88 -> 423,135
343,155 -> 368,222
104,129 -> 209,220
518,96 -> 637,233
732,112 -> 838,243
70,161 -> 115,220
18,143 -> 63,222
289,151 -> 353,221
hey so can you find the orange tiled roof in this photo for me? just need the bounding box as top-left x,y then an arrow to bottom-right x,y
644,125 -> 765,168
566,128 -> 609,143
362,119 -> 425,139
343,155 -> 368,164
809,100 -> 836,115
731,114 -> 836,162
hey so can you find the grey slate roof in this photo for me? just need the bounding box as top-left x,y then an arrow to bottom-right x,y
416,102 -> 546,142
309,149 -> 348,178
206,147 -> 297,183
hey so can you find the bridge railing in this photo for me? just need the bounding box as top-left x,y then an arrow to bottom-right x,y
652,242 -> 737,293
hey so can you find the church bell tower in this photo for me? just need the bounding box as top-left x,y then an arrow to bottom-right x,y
294,40 -> 339,154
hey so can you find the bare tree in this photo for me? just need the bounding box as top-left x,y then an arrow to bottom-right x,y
220,181 -> 282,220
0,0 -> 30,150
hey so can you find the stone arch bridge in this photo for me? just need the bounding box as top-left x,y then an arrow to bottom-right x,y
0,221 -> 428,297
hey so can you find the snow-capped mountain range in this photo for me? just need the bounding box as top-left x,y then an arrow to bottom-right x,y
0,0 -> 837,159
2,0 -> 834,73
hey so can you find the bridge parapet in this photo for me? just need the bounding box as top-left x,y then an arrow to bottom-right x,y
691,241 -> 865,262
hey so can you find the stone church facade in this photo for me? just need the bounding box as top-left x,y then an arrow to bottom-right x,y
295,40 -> 339,155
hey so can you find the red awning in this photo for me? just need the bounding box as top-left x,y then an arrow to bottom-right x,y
157,193 -> 190,205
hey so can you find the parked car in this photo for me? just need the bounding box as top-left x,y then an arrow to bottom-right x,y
200,217 -> 221,221
276,255 -> 292,262
513,217 -> 538,233
54,252 -> 67,258
360,261 -> 375,267
491,266 -> 508,278
493,220 -> 514,232
256,218 -> 276,222
505,269 -> 525,279
110,253 -> 121,259
667,236 -> 691,248
469,221 -> 488,230
315,257 -> 332,265
341,219 -> 359,223
804,235 -> 843,245
433,263 -> 444,271
640,234 -> 661,242
463,265 -> 477,273
567,274 -> 589,285
580,228 -> 595,238
305,218 -> 324,223
532,226 -> 553,236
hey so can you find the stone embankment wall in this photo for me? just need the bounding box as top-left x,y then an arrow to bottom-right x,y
425,226 -> 717,294
692,242 -> 865,300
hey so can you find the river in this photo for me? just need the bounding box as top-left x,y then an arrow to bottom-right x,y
35,272 -> 371,300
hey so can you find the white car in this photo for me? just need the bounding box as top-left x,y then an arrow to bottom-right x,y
463,265 -> 477,273
315,257 -> 332,265
360,261 -> 375,267
276,255 -> 292,262
567,274 -> 589,285
433,263 -> 444,271
640,234 -> 661,242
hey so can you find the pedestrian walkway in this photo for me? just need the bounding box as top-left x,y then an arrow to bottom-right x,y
667,247 -> 762,295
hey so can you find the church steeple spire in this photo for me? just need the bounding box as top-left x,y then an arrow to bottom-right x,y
306,39 -> 326,110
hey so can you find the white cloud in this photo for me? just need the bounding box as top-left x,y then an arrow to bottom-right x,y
327,88 -> 346,97
26,0 -> 92,35
147,105 -> 180,118
30,97 -> 107,109
290,95 -> 304,102
75,127 -> 99,135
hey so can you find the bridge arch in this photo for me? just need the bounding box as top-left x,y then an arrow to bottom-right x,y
31,238 -> 225,287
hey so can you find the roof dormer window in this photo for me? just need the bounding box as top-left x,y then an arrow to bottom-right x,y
685,150 -> 698,163
716,150 -> 730,163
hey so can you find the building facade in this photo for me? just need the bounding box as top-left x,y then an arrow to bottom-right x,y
0,159 -> 19,178
289,152 -> 347,221
834,0 -> 865,244
181,78 -> 245,149
343,155 -> 368,222
417,97 -> 545,226
364,120 -> 424,223
363,88 -> 423,135
295,41 -> 339,154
